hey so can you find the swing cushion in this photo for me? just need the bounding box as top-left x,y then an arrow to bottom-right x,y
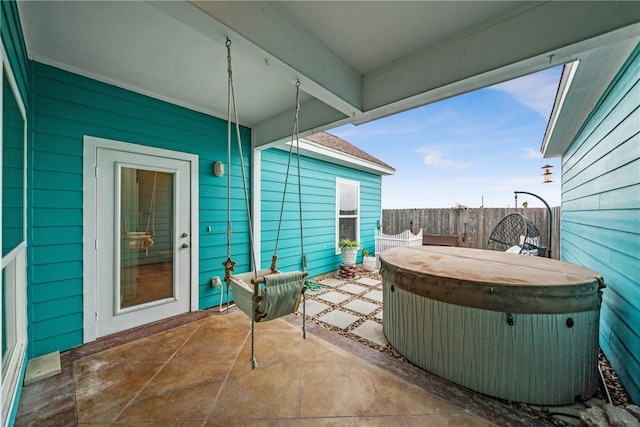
260,271 -> 304,321
229,269 -> 274,320
125,231 -> 154,251
229,269 -> 304,322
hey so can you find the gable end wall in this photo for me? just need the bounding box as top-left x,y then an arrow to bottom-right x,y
261,148 -> 382,276
561,43 -> 640,403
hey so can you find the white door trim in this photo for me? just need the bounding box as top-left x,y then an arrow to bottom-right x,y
82,136 -> 199,343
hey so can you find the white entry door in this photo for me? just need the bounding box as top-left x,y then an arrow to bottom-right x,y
91,144 -> 194,338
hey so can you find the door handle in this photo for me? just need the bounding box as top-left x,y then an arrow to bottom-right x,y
181,243 -> 189,249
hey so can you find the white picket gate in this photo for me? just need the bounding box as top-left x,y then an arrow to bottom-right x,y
374,228 -> 423,267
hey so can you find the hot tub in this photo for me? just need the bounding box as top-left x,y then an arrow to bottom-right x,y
380,246 -> 604,405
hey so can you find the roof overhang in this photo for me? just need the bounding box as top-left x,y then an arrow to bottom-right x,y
541,29 -> 640,157
270,139 -> 396,177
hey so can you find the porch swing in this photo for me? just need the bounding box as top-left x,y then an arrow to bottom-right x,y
222,38 -> 307,369
122,171 -> 157,255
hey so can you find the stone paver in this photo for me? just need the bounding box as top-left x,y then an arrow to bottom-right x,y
24,351 -> 61,386
363,290 -> 383,303
356,277 -> 382,287
352,320 -> 388,347
299,299 -> 330,316
343,299 -> 379,316
318,277 -> 344,288
317,291 -> 350,305
304,288 -> 325,296
318,310 -> 360,329
338,283 -> 368,295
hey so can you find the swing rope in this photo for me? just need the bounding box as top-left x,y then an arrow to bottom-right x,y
273,80 -> 306,273
145,172 -> 157,236
224,37 -> 259,368
223,38 -> 307,366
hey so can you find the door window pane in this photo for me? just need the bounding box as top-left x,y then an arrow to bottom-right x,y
120,168 -> 174,309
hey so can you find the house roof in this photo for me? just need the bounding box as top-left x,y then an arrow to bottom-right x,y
276,132 -> 394,176
305,132 -> 395,173
17,2 -> 640,149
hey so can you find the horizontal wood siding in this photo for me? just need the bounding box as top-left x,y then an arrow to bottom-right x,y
28,62 -> 251,358
560,44 -> 640,402
261,148 -> 382,277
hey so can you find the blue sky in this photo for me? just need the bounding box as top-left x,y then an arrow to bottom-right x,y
330,66 -> 564,209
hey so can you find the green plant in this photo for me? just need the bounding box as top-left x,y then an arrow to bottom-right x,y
362,249 -> 374,257
339,238 -> 359,248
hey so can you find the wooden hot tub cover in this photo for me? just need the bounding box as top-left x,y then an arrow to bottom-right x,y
379,246 -> 604,314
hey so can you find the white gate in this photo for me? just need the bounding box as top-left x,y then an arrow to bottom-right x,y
374,229 -> 422,267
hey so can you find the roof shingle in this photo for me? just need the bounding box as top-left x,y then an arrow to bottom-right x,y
304,132 -> 395,172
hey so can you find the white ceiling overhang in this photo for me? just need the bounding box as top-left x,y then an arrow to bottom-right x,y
17,1 -> 640,149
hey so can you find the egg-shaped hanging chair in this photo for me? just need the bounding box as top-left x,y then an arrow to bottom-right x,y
487,213 -> 544,256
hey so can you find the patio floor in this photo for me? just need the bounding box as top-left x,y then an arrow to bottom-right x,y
14,274 -> 549,426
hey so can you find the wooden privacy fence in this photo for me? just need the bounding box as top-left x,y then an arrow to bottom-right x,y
382,207 -> 561,260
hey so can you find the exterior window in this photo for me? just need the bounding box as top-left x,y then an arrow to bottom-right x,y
1,64 -> 28,426
336,178 -> 360,250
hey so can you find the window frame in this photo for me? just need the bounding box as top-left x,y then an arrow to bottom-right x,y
1,43 -> 28,426
335,177 -> 360,254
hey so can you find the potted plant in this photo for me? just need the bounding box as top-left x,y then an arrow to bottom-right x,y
339,238 -> 359,266
361,249 -> 376,272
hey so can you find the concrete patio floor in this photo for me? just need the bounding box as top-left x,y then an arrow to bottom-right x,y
14,275 -> 551,426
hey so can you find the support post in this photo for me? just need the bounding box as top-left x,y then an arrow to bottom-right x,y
514,191 -> 552,258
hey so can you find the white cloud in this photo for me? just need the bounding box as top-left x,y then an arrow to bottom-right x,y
523,147 -> 543,159
418,148 -> 472,169
490,68 -> 561,118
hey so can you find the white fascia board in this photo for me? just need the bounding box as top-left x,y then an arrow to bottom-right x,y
270,139 -> 395,176
541,61 -> 579,157
540,32 -> 640,157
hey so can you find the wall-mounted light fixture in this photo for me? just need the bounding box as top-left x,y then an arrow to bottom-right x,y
213,161 -> 225,177
542,164 -> 553,183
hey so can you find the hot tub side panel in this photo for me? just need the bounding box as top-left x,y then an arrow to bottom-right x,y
382,281 -> 600,405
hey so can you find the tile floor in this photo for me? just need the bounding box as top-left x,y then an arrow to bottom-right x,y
15,272 -> 549,426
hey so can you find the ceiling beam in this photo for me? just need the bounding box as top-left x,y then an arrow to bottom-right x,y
358,1 -> 640,124
189,0 -> 363,118
252,99 -> 351,148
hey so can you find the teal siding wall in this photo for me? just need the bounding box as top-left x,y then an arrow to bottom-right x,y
561,44 -> 640,403
261,148 -> 382,277
28,62 -> 251,358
